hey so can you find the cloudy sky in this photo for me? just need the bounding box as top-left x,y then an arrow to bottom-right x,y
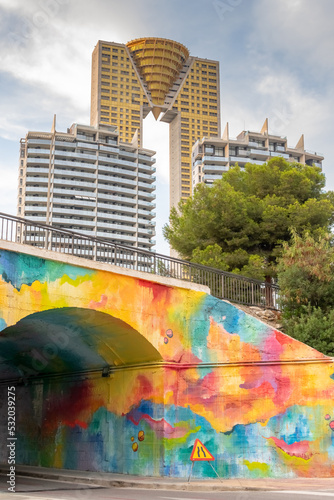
0,0 -> 333,254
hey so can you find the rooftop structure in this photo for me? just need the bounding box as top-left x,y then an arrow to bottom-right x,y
192,119 -> 324,187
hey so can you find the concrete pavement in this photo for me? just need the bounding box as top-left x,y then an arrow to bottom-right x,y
1,464 -> 334,492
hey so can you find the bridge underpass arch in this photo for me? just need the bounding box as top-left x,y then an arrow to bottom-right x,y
0,307 -> 163,382
0,308 -> 167,475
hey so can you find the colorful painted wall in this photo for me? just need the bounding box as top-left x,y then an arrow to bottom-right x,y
1,245 -> 334,479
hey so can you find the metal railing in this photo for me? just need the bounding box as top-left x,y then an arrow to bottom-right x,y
0,212 -> 280,309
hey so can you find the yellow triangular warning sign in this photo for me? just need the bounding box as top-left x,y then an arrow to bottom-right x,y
190,439 -> 215,461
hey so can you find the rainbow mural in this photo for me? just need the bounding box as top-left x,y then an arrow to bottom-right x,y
1,246 -> 334,479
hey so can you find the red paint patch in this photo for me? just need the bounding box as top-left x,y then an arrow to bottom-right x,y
63,419 -> 88,429
137,375 -> 153,395
267,436 -> 313,460
89,294 -> 108,308
138,279 -> 170,302
274,331 -> 294,346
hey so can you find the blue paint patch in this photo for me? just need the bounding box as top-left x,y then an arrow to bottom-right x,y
0,249 -> 94,291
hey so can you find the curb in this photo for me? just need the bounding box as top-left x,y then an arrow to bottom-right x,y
0,466 -> 273,492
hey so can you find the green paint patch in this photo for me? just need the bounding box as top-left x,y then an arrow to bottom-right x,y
243,459 -> 270,477
59,273 -> 92,287
162,426 -> 201,450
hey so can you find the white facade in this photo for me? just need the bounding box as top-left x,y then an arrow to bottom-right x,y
17,118 -> 156,250
192,119 -> 324,187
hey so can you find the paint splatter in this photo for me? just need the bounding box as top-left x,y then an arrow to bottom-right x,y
166,329 -> 173,338
325,414 -> 331,420
138,430 -> 145,442
132,442 -> 138,452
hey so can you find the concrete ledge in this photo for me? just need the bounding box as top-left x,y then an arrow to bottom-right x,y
2,464 -> 334,492
0,240 -> 210,295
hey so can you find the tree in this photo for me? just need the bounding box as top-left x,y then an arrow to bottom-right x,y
163,158 -> 334,280
276,231 -> 334,356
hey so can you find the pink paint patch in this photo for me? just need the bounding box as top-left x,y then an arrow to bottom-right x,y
329,421 -> 334,430
325,414 -> 331,420
262,332 -> 285,360
89,294 -> 108,308
127,413 -> 188,439
267,436 -> 313,460
63,419 -> 88,429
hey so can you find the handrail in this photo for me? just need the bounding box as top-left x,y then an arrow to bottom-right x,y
0,212 -> 280,309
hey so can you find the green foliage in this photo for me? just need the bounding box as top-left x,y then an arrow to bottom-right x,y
163,158 -> 334,280
277,231 -> 334,355
282,307 -> 334,357
277,231 -> 334,317
191,244 -> 267,280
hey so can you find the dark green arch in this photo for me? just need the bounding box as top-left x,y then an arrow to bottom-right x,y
0,308 -> 163,381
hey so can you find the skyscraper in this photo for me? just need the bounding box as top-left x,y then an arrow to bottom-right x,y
90,38 -> 220,209
17,117 -> 156,251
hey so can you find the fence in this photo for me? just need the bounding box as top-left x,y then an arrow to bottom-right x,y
0,212 -> 280,309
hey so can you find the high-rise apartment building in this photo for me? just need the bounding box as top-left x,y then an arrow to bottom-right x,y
90,38 -> 220,209
17,117 -> 156,250
192,119 -> 324,187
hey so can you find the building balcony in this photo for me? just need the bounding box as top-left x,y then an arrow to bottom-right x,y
96,231 -> 136,243
54,150 -> 97,162
27,148 -> 51,156
53,178 -> 97,190
138,163 -> 156,173
98,174 -> 137,187
138,199 -> 156,208
193,159 -> 203,168
97,193 -> 136,206
97,184 -> 136,196
203,164 -> 229,173
52,208 -> 96,218
52,168 -> 97,180
27,157 -> 50,165
24,202 -> 48,211
54,141 -> 76,149
203,174 -> 223,182
52,187 -> 97,198
138,172 -> 156,183
138,190 -> 156,200
26,167 -> 50,175
27,138 -> 51,146
138,181 -> 156,192
99,144 -> 119,154
97,213 -> 136,224
305,149 -> 324,157
202,155 -> 228,164
77,142 -> 98,150
98,165 -> 137,179
270,152 -> 289,160
97,221 -> 136,233
138,154 -> 156,164
229,156 -> 249,164
119,149 -> 137,159
52,196 -> 96,207
249,149 -> 270,157
50,217 -> 96,228
54,159 -> 96,172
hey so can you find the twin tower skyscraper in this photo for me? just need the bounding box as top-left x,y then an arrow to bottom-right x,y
90,38 -> 221,210
18,38 -> 220,252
